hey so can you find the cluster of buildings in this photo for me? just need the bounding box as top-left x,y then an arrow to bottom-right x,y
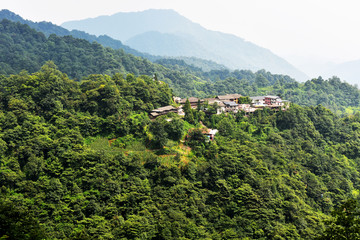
150,94 -> 290,119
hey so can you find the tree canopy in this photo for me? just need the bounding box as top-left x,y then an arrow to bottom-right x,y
1,64 -> 360,239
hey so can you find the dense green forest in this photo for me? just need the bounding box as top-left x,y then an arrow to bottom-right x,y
0,9 -> 152,60
1,63 -> 360,239
0,19 -> 360,115
1,10 -> 360,240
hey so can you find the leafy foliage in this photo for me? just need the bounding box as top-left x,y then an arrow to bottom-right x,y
1,19 -> 359,116
318,199 -> 360,240
1,64 -> 360,239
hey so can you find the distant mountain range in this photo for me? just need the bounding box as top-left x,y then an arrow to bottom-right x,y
324,60 -> 360,86
286,55 -> 360,86
61,9 -> 309,81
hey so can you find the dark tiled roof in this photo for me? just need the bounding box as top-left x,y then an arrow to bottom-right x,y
180,97 -> 202,103
152,105 -> 176,113
223,101 -> 239,107
217,94 -> 242,100
203,98 -> 216,101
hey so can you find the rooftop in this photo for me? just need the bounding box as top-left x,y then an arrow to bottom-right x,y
152,105 -> 177,112
217,94 -> 242,100
180,97 -> 202,103
224,101 -> 239,107
250,96 -> 265,100
265,95 -> 281,99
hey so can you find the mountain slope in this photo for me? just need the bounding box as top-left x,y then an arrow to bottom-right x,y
0,9 -> 230,72
2,64 -> 360,239
324,59 -> 360,86
1,18 -> 359,115
0,9 -> 152,59
62,9 -> 308,81
0,19 -> 220,97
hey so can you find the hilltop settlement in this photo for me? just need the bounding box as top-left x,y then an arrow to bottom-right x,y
150,94 -> 290,119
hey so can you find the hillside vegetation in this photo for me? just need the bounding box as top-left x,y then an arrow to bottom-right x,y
0,9 -> 149,59
0,9 -> 229,72
0,19 -> 359,116
1,64 -> 360,239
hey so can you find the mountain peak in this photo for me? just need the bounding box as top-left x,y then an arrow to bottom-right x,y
0,9 -> 23,22
62,9 -> 203,42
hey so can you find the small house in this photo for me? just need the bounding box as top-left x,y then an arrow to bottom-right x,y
223,101 -> 239,113
180,97 -> 203,108
150,105 -> 177,118
250,96 -> 266,106
264,96 -> 282,106
216,94 -> 242,103
203,128 -> 218,141
204,98 -> 226,114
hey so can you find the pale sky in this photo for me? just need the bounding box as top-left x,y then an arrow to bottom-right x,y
2,0 -> 360,73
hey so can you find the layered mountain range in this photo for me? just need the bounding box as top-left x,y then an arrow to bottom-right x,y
0,9 -> 227,72
61,9 -> 308,81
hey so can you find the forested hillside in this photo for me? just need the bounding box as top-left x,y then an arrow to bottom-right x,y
0,9 -> 150,59
0,19 -> 359,115
1,64 -> 360,239
0,9 -> 229,72
157,60 -> 360,115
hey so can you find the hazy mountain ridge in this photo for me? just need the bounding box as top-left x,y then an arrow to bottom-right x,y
325,60 -> 360,86
126,31 -> 219,58
62,9 -> 204,42
62,9 -> 309,81
0,9 -> 229,73
1,16 -> 358,114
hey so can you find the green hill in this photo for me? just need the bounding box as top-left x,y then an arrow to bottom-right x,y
0,19 -> 359,115
0,9 -> 150,59
0,18 -> 215,97
1,64 -> 360,239
0,9 -> 229,72
1,15 -> 360,240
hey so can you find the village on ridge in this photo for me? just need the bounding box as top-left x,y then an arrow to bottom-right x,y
150,94 -> 290,119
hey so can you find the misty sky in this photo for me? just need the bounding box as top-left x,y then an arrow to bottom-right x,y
2,0 -> 360,75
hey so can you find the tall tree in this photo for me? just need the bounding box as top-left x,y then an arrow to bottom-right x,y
183,98 -> 195,124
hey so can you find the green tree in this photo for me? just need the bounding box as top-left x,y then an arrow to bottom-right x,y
149,118 -> 168,148
183,98 -> 195,124
318,199 -> 360,240
166,118 -> 184,141
0,198 -> 46,240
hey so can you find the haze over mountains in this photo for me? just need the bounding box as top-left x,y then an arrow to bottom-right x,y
324,60 -> 360,86
1,8 -> 359,85
61,9 -> 309,81
287,56 -> 360,86
0,9 -> 228,73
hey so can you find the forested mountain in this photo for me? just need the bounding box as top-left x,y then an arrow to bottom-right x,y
2,9 -> 360,240
1,63 -> 360,239
0,9 -> 230,72
61,9 -> 308,81
0,18 -> 214,98
154,59 -> 360,115
0,19 -> 359,115
0,9 -> 150,59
